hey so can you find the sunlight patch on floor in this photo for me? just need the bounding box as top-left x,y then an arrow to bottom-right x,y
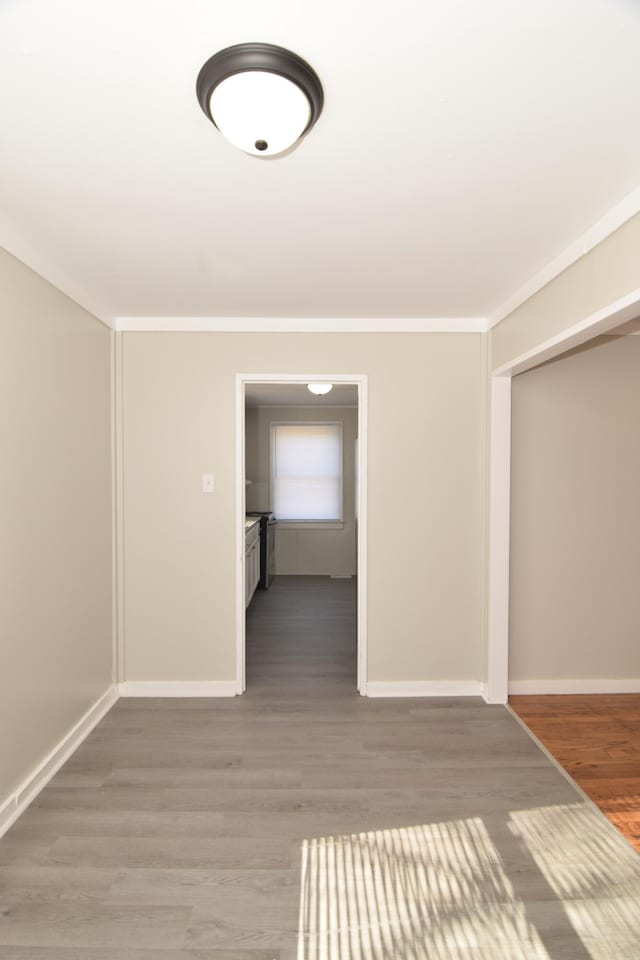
296,818 -> 550,960
509,803 -> 640,960
509,802 -> 640,900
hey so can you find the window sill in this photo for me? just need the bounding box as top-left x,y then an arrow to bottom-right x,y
277,520 -> 345,530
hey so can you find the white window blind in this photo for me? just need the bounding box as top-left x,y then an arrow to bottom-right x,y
271,422 -> 343,521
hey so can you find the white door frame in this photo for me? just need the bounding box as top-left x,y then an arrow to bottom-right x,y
235,373 -> 369,695
486,288 -> 640,703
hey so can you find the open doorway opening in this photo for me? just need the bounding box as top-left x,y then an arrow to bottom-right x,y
235,375 -> 368,695
487,291 -> 640,704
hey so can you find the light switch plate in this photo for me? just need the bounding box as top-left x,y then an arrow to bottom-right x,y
202,473 -> 215,493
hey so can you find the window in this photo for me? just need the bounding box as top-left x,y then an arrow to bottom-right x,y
271,422 -> 343,522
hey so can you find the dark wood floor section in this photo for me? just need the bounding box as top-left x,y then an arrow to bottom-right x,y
1,577 -> 639,957
510,694 -> 640,853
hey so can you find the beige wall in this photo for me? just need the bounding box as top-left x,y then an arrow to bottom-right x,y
510,334 -> 640,681
0,249 -> 113,807
491,213 -> 640,370
121,332 -> 484,683
246,405 -> 357,576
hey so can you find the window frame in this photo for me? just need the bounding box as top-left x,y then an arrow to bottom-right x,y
270,420 -> 344,527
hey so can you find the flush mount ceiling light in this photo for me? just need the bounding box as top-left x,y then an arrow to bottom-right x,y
307,383 -> 333,396
196,43 -> 324,157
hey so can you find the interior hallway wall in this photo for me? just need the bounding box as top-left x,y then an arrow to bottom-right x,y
0,249 -> 113,814
121,332 -> 484,685
509,334 -> 640,684
246,405 -> 357,576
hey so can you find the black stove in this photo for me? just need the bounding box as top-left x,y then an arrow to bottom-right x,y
245,512 -> 277,587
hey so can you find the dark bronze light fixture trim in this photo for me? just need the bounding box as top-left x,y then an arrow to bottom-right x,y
196,42 -> 324,157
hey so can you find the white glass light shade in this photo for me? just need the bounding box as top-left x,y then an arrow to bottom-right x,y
209,71 -> 311,157
307,383 -> 333,396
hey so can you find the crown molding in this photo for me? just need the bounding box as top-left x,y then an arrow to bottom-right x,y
0,228 -> 114,329
490,184 -> 640,328
115,316 -> 488,333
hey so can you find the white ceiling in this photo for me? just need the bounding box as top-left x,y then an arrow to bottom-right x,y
1,0 -> 639,324
245,383 -> 358,407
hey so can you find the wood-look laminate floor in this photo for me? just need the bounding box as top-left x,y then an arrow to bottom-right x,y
2,577 -> 640,958
509,694 -> 640,854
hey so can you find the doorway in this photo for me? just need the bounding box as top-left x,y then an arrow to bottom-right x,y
235,374 -> 368,695
487,291 -> 640,703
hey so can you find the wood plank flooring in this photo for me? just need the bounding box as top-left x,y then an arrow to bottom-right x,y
509,694 -> 640,853
1,577 -> 640,958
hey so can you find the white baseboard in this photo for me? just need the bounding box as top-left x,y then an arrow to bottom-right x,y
366,681 -> 483,698
118,681 -> 237,697
508,678 -> 640,695
0,685 -> 119,839
480,682 -> 504,705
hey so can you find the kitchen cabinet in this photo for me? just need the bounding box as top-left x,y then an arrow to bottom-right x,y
245,518 -> 260,607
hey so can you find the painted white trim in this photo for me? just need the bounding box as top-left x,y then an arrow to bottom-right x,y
367,681 -> 484,698
490,185 -> 640,326
110,330 -> 117,682
509,678 -> 640,695
115,316 -> 487,334
478,334 -> 490,703
113,332 -> 125,683
492,288 -> 640,377
482,687 -> 507,705
356,378 -> 368,696
0,685 -> 118,839
235,375 -> 247,695
486,376 -> 511,705
0,234 -> 114,328
118,681 -> 237,697
236,373 -> 369,696
239,373 -> 371,385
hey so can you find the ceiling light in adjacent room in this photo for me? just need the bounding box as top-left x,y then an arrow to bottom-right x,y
307,383 -> 333,396
196,43 -> 324,157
